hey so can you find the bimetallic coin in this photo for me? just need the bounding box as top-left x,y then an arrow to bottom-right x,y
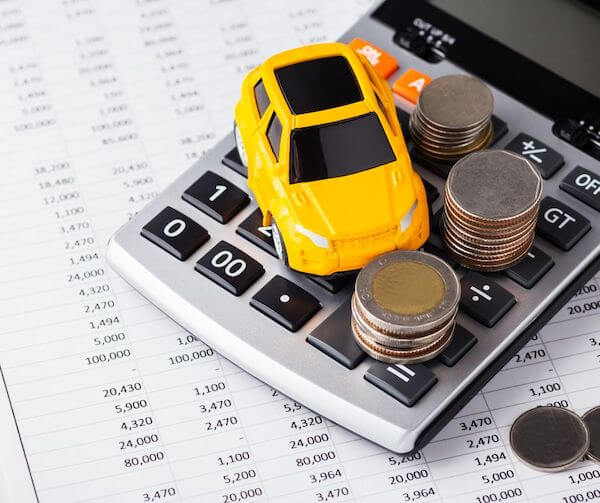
351,250 -> 460,364
352,317 -> 455,364
510,407 -> 590,472
355,251 -> 460,334
582,406 -> 600,464
351,294 -> 457,348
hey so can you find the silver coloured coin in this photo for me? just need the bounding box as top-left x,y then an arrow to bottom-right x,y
417,75 -> 494,130
510,407 -> 590,472
447,150 -> 542,221
441,149 -> 542,271
409,74 -> 494,161
582,406 -> 600,464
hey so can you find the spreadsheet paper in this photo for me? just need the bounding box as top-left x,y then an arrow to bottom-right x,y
0,1 -> 599,502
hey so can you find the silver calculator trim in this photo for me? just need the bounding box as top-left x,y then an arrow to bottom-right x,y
107,12 -> 600,453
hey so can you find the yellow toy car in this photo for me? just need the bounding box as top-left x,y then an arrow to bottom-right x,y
234,42 -> 429,276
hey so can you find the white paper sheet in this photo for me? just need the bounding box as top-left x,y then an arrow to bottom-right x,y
0,1 -> 599,502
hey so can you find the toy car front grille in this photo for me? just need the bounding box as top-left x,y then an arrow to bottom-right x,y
332,225 -> 397,249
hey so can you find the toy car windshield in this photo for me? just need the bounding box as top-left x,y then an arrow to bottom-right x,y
289,112 -> 396,184
275,56 -> 363,114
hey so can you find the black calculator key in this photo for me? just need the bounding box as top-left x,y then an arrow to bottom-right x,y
195,241 -> 264,296
141,206 -> 209,260
396,106 -> 410,134
490,115 -> 508,145
365,363 -> 437,407
560,166 -> 600,211
505,246 -> 554,289
410,115 -> 507,179
222,147 -> 248,178
419,241 -> 458,269
460,272 -> 516,327
536,197 -> 591,251
307,300 -> 365,369
505,133 -> 564,179
306,272 -> 355,294
183,171 -> 249,223
236,208 -> 277,257
422,178 -> 439,205
431,208 -> 443,235
438,325 -> 477,367
410,147 -> 453,179
251,275 -> 321,332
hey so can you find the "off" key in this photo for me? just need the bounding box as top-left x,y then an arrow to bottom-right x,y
560,166 -> 600,212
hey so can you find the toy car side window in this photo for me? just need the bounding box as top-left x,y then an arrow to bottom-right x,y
254,79 -> 270,117
267,112 -> 282,161
374,92 -> 387,118
374,88 -> 400,136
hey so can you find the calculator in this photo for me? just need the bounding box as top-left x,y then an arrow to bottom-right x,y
107,0 -> 600,453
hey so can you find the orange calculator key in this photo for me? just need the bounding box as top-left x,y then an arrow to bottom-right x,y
393,69 -> 432,104
349,38 -> 398,79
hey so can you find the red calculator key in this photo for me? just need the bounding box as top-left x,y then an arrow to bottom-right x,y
349,38 -> 398,79
392,69 -> 432,104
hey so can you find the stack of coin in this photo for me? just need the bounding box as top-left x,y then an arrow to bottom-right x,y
409,74 -> 494,161
351,250 -> 460,364
441,150 -> 542,271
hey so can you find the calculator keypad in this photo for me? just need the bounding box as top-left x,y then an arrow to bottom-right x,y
505,133 -> 564,179
505,246 -> 554,289
222,147 -> 247,178
419,241 -> 458,269
536,197 -> 591,250
307,300 -> 366,369
195,241 -> 264,296
183,171 -> 249,223
236,208 -> 278,257
560,166 -> 600,211
251,276 -> 321,331
141,206 -> 209,260
365,363 -> 437,407
460,273 -> 516,328
438,325 -> 477,367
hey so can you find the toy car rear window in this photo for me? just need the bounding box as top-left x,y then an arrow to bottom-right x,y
274,56 -> 363,114
289,112 -> 396,184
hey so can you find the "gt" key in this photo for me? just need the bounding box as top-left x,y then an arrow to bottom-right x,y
536,197 -> 591,250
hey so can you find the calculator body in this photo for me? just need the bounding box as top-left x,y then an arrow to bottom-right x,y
107,0 -> 600,453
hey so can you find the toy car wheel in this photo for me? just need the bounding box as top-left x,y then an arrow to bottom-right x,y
271,221 -> 289,266
234,123 -> 248,167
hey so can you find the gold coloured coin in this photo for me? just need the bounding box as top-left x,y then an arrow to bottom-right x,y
372,261 -> 445,316
351,251 -> 460,364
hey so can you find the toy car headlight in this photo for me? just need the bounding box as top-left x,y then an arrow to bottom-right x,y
294,224 -> 330,249
400,199 -> 418,232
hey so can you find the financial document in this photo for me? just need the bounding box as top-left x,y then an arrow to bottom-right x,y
0,1 -> 599,502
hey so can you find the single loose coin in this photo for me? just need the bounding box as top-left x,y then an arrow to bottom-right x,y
510,407 -> 590,472
582,406 -> 600,464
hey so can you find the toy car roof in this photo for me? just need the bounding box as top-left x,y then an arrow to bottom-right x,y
274,55 -> 363,114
